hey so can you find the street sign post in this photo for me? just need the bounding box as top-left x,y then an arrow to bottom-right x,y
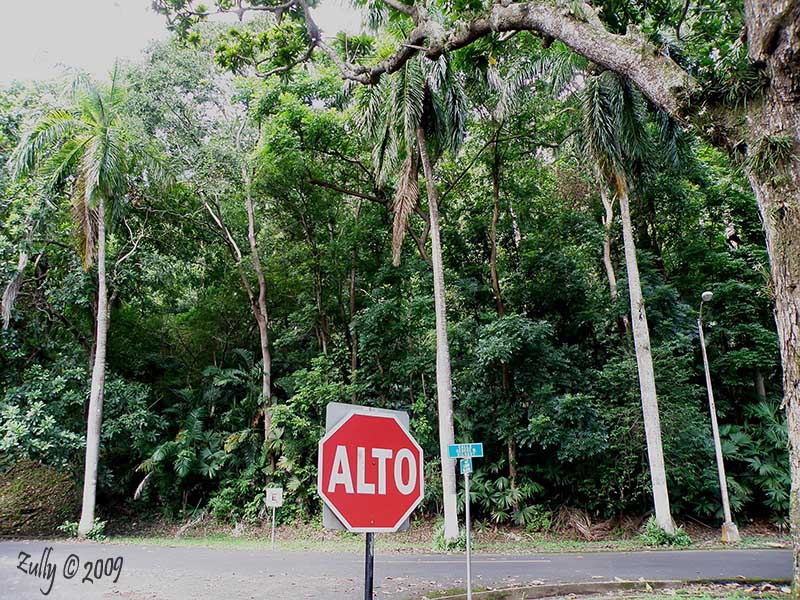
448,443 -> 483,600
264,487 -> 283,550
318,403 -> 424,600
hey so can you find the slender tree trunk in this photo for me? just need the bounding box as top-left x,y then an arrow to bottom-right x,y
350,200 -> 362,402
600,184 -> 619,301
754,371 -> 767,401
490,139 -> 518,496
490,141 -> 505,319
599,181 -> 631,336
243,178 -> 272,441
78,196 -> 109,537
615,173 -> 675,535
417,125 -> 459,540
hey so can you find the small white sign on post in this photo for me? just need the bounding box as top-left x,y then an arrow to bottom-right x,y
265,487 -> 284,507
265,487 -> 283,550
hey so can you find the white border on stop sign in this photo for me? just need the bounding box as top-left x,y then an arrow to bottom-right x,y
317,405 -> 424,533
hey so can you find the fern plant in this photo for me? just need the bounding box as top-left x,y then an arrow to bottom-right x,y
721,400 -> 789,519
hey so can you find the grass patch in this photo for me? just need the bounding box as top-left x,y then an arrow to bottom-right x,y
102,530 -> 787,555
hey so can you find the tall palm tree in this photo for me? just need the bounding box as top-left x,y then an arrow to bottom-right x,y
358,54 -> 466,539
8,70 -> 158,537
579,70 -> 676,534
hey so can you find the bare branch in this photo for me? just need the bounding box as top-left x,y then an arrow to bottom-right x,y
256,45 -> 316,78
308,178 -> 387,205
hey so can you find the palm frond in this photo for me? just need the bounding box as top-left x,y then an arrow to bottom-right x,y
391,152 -> 419,266
606,72 -> 650,162
533,42 -> 587,97
392,57 -> 425,152
428,55 -> 467,156
580,74 -> 620,175
133,472 -> 153,500
8,111 -> 84,179
356,78 -> 388,140
657,111 -> 691,169
495,60 -> 539,120
40,133 -> 92,191
70,172 -> 98,270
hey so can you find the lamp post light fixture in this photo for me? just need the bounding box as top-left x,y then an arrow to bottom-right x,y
698,290 -> 740,543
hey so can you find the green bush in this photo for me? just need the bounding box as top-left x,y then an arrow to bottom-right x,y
57,518 -> 107,541
639,516 -> 692,547
432,520 -> 467,552
523,505 -> 553,533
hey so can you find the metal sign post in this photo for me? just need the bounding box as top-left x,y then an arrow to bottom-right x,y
448,443 -> 483,600
364,532 -> 375,599
461,458 -> 473,600
318,402 -> 425,600
265,487 -> 284,551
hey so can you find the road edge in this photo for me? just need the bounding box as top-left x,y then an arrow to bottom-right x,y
424,577 -> 792,599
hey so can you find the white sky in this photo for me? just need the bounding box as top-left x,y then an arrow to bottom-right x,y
0,0 -> 363,84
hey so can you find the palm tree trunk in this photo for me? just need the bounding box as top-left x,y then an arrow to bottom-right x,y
417,125 -> 459,540
78,195 -> 109,537
615,173 -> 675,535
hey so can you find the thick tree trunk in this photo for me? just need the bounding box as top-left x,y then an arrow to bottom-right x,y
417,125 -> 459,541
745,96 -> 800,595
78,196 -> 109,537
739,4 -> 800,590
616,173 -> 675,535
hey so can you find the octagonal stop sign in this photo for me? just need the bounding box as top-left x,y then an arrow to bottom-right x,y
318,409 -> 424,532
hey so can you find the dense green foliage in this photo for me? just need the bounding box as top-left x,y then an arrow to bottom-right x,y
0,21 -> 785,531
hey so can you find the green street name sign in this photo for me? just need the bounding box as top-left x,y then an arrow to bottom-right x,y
447,443 -> 483,459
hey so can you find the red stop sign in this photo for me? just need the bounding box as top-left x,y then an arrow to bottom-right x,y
318,412 -> 424,532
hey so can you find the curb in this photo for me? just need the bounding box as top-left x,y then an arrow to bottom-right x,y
425,577 -> 792,599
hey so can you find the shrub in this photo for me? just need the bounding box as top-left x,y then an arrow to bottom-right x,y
432,520 -> 467,552
639,516 -> 692,547
57,518 -> 107,541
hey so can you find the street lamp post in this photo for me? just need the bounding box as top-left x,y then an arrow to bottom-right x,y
698,291 -> 740,543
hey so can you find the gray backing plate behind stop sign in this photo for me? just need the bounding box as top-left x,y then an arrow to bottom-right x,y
321,402 -> 412,532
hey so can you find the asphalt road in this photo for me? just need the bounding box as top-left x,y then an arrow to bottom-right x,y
0,540 -> 791,600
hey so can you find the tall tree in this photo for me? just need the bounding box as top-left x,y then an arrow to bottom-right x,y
579,70 -> 675,533
127,40 -> 275,443
358,54 -> 467,539
8,71 -> 162,536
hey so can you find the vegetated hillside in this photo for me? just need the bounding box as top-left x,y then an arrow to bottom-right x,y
0,24 -> 786,533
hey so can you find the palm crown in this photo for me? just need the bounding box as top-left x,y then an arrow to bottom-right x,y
9,70 -> 131,269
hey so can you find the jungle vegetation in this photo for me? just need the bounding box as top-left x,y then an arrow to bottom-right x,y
0,0 -> 796,588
